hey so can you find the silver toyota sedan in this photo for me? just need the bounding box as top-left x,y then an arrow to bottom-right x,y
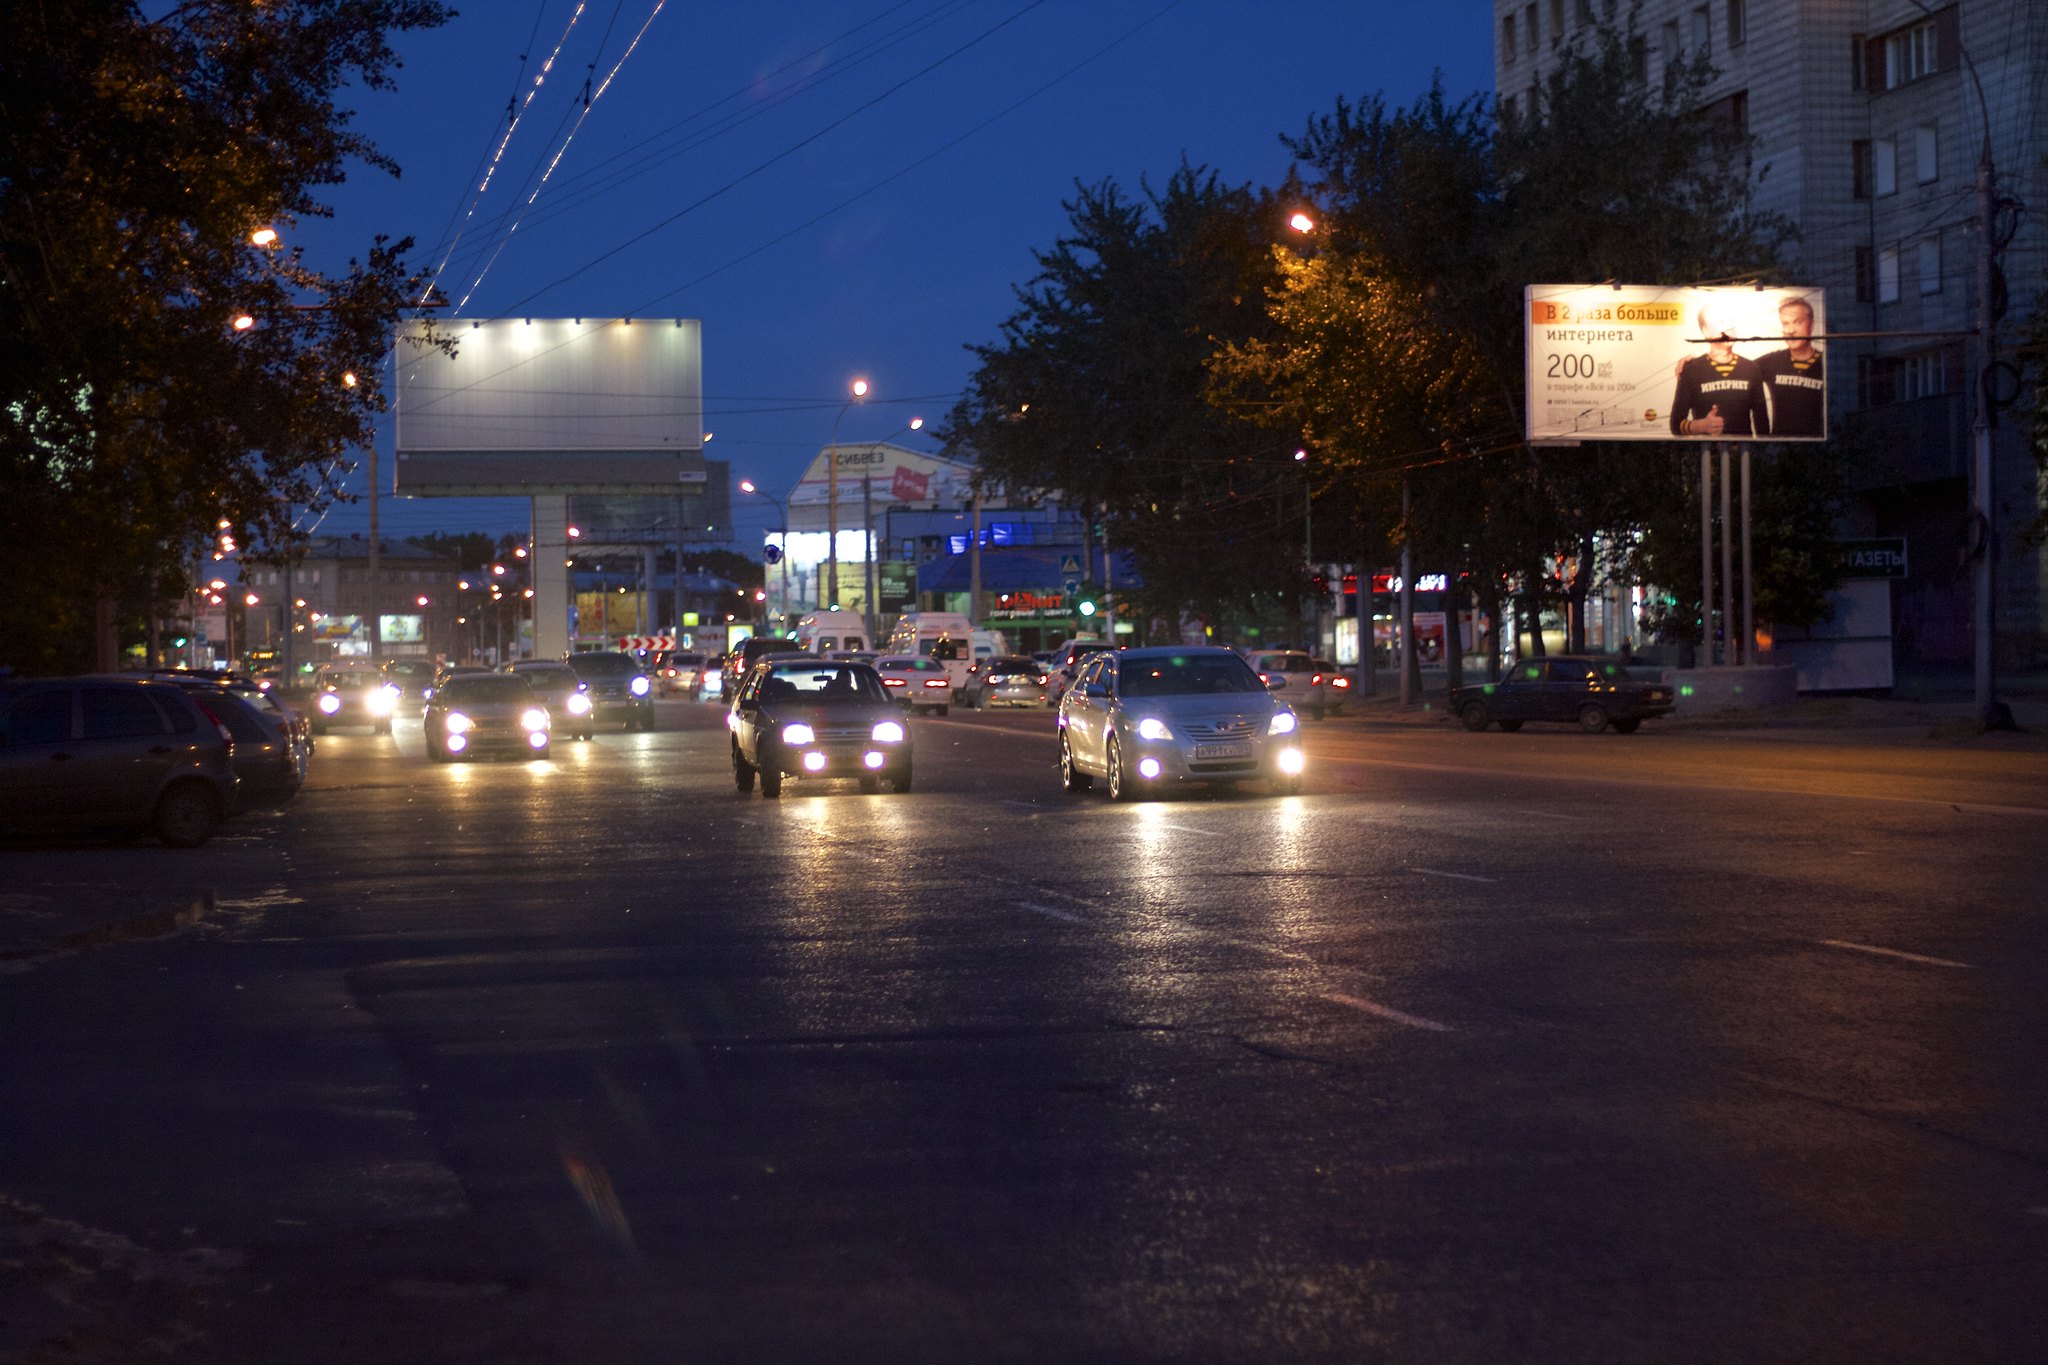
1056,645 -> 1305,800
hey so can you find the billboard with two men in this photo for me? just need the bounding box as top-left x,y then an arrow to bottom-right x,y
1524,284 -> 1828,443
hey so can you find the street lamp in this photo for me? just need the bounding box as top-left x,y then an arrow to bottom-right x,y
739,479 -> 790,630
826,377 -> 869,608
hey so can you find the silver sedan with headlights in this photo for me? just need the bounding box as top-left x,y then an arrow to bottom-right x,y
1056,645 -> 1305,800
422,673 -> 552,762
727,658 -> 913,797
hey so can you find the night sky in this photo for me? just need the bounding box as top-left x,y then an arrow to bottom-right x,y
295,1 -> 1494,549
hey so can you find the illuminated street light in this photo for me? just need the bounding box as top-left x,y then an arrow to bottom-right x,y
251,227 -> 279,247
827,377 -> 869,608
1289,211 -> 1315,234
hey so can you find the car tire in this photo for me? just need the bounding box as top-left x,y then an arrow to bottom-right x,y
375,719 -> 392,735
1272,775 -> 1304,796
153,782 -> 221,849
1577,704 -> 1610,734
936,704 -> 949,717
760,766 -> 782,798
1106,738 -> 1137,802
1059,734 -> 1092,793
858,775 -> 881,794
531,743 -> 551,761
1498,720 -> 1524,733
1612,717 -> 1643,735
891,766 -> 914,793
1310,704 -> 1326,721
1460,701 -> 1491,732
733,745 -> 755,793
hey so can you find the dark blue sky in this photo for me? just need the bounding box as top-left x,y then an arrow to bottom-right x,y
300,1 -> 1494,548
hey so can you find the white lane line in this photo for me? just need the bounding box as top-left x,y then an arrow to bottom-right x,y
1013,900 -> 1086,924
1144,822 -> 1213,836
1819,939 -> 1974,969
1409,867 -> 1498,883
1511,809 -> 1594,822
1322,992 -> 1455,1032
1000,800 -> 1047,811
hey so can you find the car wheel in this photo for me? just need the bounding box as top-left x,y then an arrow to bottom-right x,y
1272,775 -> 1304,796
1460,701 -> 1491,732
1059,734 -> 1092,793
531,743 -> 551,761
1612,717 -> 1643,735
1106,737 -> 1137,802
732,744 -> 755,793
760,765 -> 782,797
153,782 -> 221,849
1309,705 -> 1326,721
858,775 -> 881,794
891,765 -> 914,793
1497,720 -> 1524,733
375,719 -> 392,735
936,704 -> 949,717
1577,704 -> 1610,734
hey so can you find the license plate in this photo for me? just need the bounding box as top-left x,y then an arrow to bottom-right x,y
1193,741 -> 1252,760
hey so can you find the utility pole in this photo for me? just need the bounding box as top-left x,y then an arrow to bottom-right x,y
1970,142 -> 2006,728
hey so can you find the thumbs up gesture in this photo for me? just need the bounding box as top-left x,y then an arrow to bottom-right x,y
1696,404 -> 1725,435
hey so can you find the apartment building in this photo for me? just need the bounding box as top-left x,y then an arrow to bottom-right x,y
1495,0 -> 2046,667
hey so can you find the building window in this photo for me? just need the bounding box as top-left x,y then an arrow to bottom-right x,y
1877,244 -> 1900,304
1873,138 -> 1897,197
1691,5 -> 1711,55
1501,90 -> 1516,121
1852,141 -> 1872,199
1577,0 -> 1596,26
1916,234 -> 1942,295
1661,20 -> 1680,65
1915,123 -> 1938,182
1850,34 -> 1867,91
1524,4 -> 1539,55
1705,90 -> 1747,134
1727,0 -> 1746,47
1883,19 -> 1937,89
1854,247 -> 1875,303
1502,13 -> 1516,61
1550,0 -> 1565,40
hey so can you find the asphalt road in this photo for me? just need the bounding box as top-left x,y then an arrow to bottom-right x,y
4,700 -> 2045,1363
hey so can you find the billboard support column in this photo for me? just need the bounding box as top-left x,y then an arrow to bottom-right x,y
1741,447 -> 1755,667
1398,477 -> 1415,706
1699,449 -> 1714,667
1720,445 -> 1735,667
532,496 -> 570,660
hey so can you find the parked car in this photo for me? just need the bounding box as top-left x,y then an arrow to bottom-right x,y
504,660 -> 595,740
423,673 -> 552,762
1244,649 -> 1328,719
1045,639 -> 1117,707
149,676 -> 307,808
310,663 -> 399,734
564,651 -> 656,731
872,655 -> 954,714
1449,656 -> 1677,734
727,658 -> 912,797
1310,659 -> 1351,717
1057,646 -> 1305,800
970,656 -> 1049,709
0,676 -> 238,846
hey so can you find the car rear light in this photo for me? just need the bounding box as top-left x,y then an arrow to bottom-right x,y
190,698 -> 235,748
1258,672 -> 1271,684
922,678 -> 949,690
882,677 -> 905,689
1329,676 -> 1350,689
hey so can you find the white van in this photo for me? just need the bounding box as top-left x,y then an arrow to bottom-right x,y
794,608 -> 871,654
884,613 -> 1010,699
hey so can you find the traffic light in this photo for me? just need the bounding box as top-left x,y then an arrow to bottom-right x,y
1077,597 -> 1097,618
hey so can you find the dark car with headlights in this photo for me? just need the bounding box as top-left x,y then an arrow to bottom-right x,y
423,673 -> 552,762
310,663 -> 398,734
505,660 -> 595,739
1057,646 -> 1305,800
0,676 -> 238,846
728,658 -> 912,797
565,651 -> 655,731
1451,655 -> 1676,734
380,658 -> 437,704
718,636 -> 807,702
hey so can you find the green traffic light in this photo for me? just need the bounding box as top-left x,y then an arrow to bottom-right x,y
1078,600 -> 1097,617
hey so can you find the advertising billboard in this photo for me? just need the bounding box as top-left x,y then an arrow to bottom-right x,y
1524,285 -> 1827,443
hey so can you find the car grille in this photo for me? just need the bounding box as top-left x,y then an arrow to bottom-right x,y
813,724 -> 872,744
1181,717 -> 1259,739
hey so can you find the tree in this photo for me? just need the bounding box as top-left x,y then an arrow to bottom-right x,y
0,0 -> 452,674
937,166 -> 1302,640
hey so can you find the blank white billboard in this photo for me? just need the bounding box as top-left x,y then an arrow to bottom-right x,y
393,318 -> 704,494
1524,285 -> 1827,443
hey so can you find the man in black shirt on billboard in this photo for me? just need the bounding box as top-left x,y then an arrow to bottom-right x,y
1670,302 -> 1767,437
1755,294 -> 1826,438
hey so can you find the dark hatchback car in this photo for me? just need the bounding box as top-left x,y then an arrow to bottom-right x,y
565,652 -> 656,731
728,658 -> 912,797
1450,655 -> 1677,734
505,660 -> 595,740
423,673 -> 552,762
380,658 -> 437,704
150,676 -> 308,808
310,664 -> 398,734
0,676 -> 239,846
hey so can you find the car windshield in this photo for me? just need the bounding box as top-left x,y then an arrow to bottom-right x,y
761,664 -> 887,704
385,662 -> 432,679
1119,654 -> 1266,697
513,665 -> 577,685
568,654 -> 642,678
322,671 -> 381,689
440,676 -> 535,704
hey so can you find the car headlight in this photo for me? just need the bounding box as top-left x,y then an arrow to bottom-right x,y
1268,711 -> 1297,735
366,685 -> 398,715
521,708 -> 550,732
444,711 -> 473,734
781,722 -> 815,746
317,693 -> 341,715
871,720 -> 905,743
566,692 -> 592,715
1135,717 -> 1173,741
630,676 -> 651,696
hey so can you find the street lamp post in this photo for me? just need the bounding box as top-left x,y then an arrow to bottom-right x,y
739,480 -> 790,630
826,377 -> 869,609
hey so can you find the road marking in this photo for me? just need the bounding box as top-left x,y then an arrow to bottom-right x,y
1322,992 -> 1455,1032
1511,808 -> 1594,822
999,800 -> 1046,811
1819,939 -> 1973,969
1012,900 -> 1085,924
1409,867 -> 1498,883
